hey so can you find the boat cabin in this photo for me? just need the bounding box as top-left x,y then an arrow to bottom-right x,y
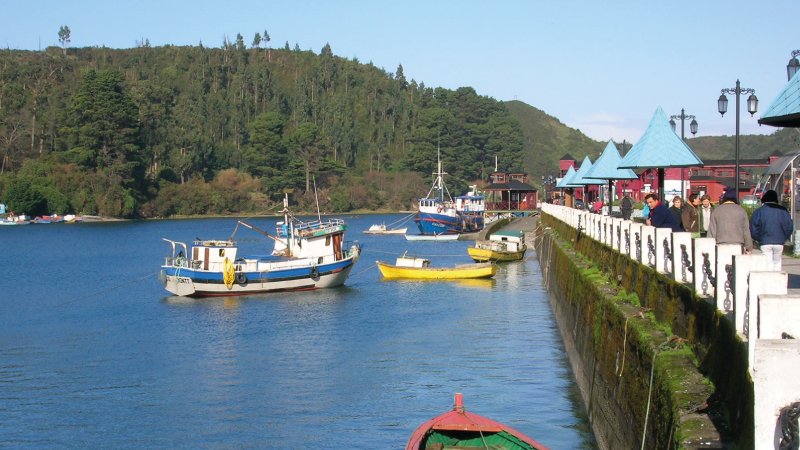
395,255 -> 431,268
191,240 -> 238,271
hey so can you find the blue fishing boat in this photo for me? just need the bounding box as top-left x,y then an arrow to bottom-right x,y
159,196 -> 360,297
414,150 -> 484,235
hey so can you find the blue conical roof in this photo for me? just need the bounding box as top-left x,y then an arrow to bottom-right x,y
568,156 -> 605,186
618,107 -> 704,169
759,70 -> 800,127
555,166 -> 577,188
584,141 -> 639,180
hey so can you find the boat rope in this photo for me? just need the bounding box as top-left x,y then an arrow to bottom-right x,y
617,317 -> 629,377
640,349 -> 657,450
641,337 -> 680,449
387,212 -> 416,228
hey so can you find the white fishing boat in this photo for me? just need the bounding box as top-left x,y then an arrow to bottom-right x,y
363,224 -> 408,235
159,196 -> 361,297
405,233 -> 460,241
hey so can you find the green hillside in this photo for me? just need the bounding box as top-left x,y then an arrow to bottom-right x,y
504,100 -> 604,181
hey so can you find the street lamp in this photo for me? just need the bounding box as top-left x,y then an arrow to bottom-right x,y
670,109 -> 698,199
718,80 -> 758,201
787,50 -> 800,81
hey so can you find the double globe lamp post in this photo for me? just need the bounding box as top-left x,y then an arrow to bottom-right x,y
718,81 -> 758,200
669,110 -> 698,198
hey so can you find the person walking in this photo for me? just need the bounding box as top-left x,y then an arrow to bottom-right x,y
620,194 -> 633,220
698,195 -> 713,237
708,188 -> 753,254
750,190 -> 794,270
644,193 -> 682,231
682,194 -> 700,236
669,196 -> 685,231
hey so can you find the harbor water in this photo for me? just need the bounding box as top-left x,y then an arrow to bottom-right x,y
0,214 -> 595,448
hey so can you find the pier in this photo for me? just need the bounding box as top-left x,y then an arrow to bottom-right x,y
530,204 -> 800,449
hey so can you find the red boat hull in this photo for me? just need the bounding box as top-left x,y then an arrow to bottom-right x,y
406,393 -> 549,450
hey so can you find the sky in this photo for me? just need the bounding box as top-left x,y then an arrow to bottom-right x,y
2,0 -> 798,145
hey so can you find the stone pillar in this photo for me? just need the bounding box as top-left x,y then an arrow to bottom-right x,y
753,339 -> 800,450
715,244 -> 741,314
628,222 -> 642,261
641,225 -> 656,268
746,272 -> 788,373
693,238 -> 717,298
671,232 -> 693,283
654,228 -> 673,274
733,254 -> 770,335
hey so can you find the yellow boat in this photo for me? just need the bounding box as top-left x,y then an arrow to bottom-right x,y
467,230 -> 527,262
376,254 -> 496,280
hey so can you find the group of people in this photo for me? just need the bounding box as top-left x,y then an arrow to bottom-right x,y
623,189 -> 794,271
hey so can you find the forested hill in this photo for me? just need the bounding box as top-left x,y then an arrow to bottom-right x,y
2,44 -> 795,218
0,44 -> 529,218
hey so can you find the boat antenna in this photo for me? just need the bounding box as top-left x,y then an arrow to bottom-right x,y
313,176 -> 321,221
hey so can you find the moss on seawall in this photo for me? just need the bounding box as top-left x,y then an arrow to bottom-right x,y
534,213 -> 753,449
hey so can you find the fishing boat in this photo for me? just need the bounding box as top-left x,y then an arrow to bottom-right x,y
467,230 -> 527,262
376,253 -> 495,280
415,148 -> 484,235
159,196 -> 361,297
406,393 -> 549,450
364,224 -> 408,235
404,233 -> 459,242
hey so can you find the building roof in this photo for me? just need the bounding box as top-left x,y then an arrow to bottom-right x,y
583,140 -> 639,180
484,179 -> 536,192
618,106 -> 704,169
759,71 -> 800,128
567,156 -> 605,186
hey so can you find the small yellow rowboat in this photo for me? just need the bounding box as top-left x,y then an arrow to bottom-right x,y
376,253 -> 496,280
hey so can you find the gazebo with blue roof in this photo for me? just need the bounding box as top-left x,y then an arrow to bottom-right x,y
619,107 -> 704,203
759,70 -> 800,127
584,140 -> 638,213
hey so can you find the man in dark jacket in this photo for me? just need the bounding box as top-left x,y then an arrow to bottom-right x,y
620,194 -> 633,220
644,193 -> 682,231
750,189 -> 794,270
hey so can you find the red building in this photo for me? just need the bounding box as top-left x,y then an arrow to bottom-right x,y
557,154 -> 781,204
483,170 -> 538,212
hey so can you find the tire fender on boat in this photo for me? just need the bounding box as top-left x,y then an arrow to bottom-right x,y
236,272 -> 247,285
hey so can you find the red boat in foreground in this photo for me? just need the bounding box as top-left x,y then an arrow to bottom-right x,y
406,393 -> 549,450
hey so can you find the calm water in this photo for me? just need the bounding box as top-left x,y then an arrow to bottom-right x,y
0,214 -> 595,449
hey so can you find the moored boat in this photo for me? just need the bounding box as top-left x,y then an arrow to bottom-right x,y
159,196 -> 361,297
376,253 -> 495,280
364,224 -> 408,235
406,393 -> 549,450
404,233 -> 459,242
467,230 -> 527,262
415,148 -> 484,235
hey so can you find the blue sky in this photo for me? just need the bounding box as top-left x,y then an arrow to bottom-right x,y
2,0 -> 797,144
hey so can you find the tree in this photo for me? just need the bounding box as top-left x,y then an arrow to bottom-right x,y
58,26 -> 71,56
289,122 -> 320,193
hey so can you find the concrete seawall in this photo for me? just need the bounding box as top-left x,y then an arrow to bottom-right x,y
528,213 -> 750,449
